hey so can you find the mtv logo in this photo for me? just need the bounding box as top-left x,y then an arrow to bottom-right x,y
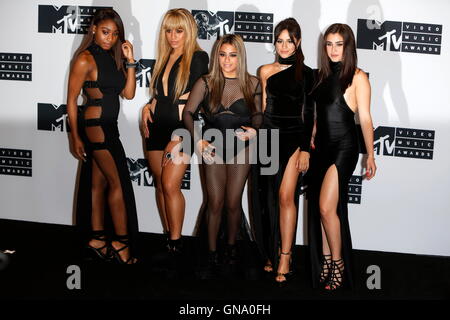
136,59 -> 155,88
373,126 -> 396,156
192,10 -> 234,39
357,19 -> 402,52
37,103 -> 67,131
127,158 -> 153,186
38,5 -> 110,34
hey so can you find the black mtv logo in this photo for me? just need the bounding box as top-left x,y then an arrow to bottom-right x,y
136,59 -> 155,88
37,103 -> 68,132
127,158 -> 191,189
373,126 -> 396,156
357,19 -> 402,52
192,10 -> 234,39
127,158 -> 153,187
38,5 -> 111,34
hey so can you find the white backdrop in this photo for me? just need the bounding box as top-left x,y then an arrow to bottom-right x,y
1,0 -> 449,256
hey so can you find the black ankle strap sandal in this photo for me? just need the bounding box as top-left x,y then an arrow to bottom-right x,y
111,235 -> 137,265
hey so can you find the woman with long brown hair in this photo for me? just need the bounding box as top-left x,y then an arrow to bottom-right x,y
67,8 -> 138,264
252,18 -> 314,285
308,23 -> 376,290
183,34 -> 262,278
141,8 -> 208,255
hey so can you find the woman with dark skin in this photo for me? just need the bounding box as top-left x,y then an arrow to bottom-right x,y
67,9 -> 138,264
254,18 -> 314,285
309,23 -> 376,290
141,9 -> 208,254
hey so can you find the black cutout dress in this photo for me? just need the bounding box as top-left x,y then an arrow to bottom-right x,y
145,51 -> 209,151
75,43 -> 139,255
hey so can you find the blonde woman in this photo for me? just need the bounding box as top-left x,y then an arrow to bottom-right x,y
141,8 -> 208,255
183,34 -> 262,278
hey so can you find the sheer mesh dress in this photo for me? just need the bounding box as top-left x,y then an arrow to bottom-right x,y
183,76 -> 263,262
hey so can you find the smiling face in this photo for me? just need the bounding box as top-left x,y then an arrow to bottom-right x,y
325,32 -> 344,62
219,43 -> 238,78
93,19 -> 119,50
275,29 -> 298,58
165,27 -> 186,51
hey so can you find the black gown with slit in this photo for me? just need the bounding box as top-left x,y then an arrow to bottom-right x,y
145,51 -> 209,151
251,63 -> 314,271
308,61 -> 359,288
75,43 -> 139,256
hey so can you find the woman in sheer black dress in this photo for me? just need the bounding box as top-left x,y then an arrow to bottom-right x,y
308,23 -> 376,290
183,34 -> 262,278
141,9 -> 209,254
253,18 -> 314,285
67,9 -> 138,264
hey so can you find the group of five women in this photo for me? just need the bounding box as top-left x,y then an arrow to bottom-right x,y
67,8 -> 376,291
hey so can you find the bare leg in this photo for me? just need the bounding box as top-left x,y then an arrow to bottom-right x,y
147,151 -> 168,233
88,159 -> 108,252
319,165 -> 344,289
276,149 -> 301,282
161,152 -> 190,240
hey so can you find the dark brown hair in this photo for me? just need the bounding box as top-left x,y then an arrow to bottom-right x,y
317,23 -> 357,92
273,18 -> 305,81
73,8 -> 125,71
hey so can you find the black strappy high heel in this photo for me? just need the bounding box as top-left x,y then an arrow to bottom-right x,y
319,254 -> 332,284
86,230 -> 111,261
110,235 -> 137,265
275,251 -> 294,287
325,258 -> 345,290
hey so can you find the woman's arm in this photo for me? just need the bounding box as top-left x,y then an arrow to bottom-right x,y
355,70 -> 377,179
67,53 -> 90,161
121,40 -> 136,100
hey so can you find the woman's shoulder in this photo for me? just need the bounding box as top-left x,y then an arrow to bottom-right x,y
72,50 -> 94,71
259,63 -> 277,79
353,68 -> 369,85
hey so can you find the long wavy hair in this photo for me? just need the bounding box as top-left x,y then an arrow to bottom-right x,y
73,8 -> 125,72
273,18 -> 305,81
317,23 -> 357,92
207,34 -> 255,113
151,8 -> 202,101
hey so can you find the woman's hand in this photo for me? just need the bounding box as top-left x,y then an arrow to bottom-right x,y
197,140 -> 215,164
162,140 -> 182,167
141,104 -> 153,138
365,155 -> 377,180
71,136 -> 86,162
236,126 -> 256,141
296,150 -> 310,173
122,40 -> 134,62
310,135 -> 316,150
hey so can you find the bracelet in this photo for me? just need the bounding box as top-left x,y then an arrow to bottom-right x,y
126,60 -> 138,69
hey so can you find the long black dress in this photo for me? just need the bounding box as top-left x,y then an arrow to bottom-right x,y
146,51 -> 209,151
308,61 -> 359,288
75,43 -> 139,255
251,62 -> 315,271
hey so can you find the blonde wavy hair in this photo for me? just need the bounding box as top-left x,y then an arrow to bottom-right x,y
151,8 -> 201,101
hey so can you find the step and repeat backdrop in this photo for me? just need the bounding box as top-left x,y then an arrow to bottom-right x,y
1,0 -> 449,256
